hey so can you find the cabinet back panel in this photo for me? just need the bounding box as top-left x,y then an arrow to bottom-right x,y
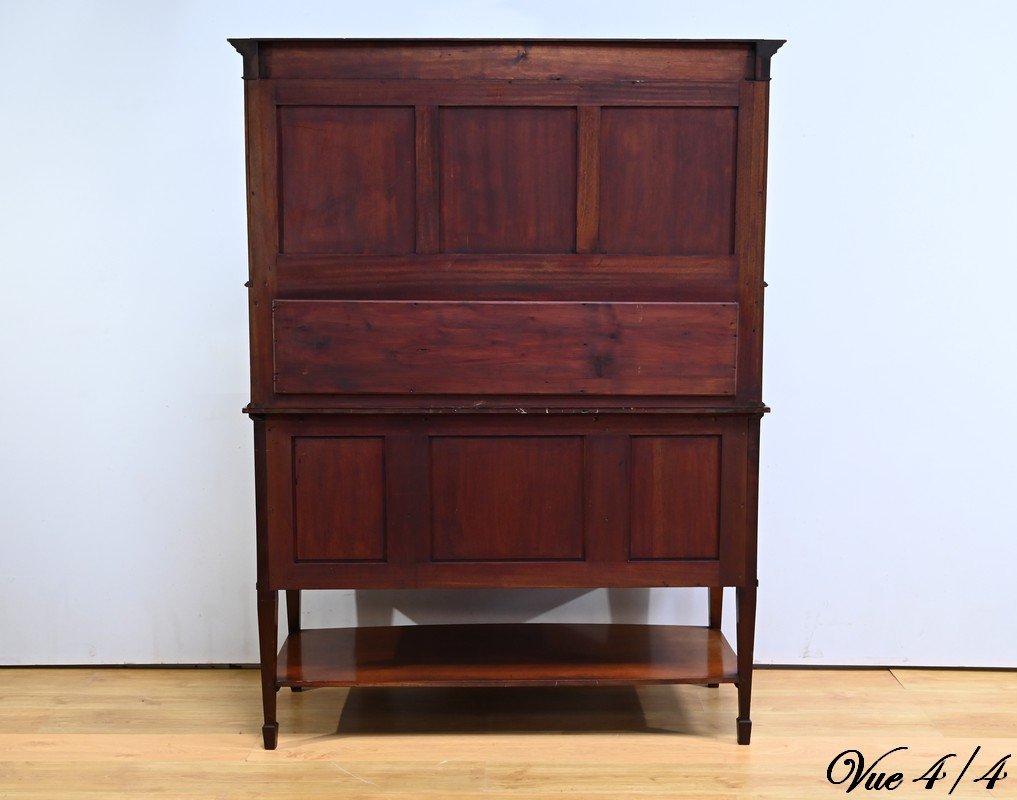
272,300 -> 738,396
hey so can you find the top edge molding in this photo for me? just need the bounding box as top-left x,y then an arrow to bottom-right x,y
227,38 -> 785,82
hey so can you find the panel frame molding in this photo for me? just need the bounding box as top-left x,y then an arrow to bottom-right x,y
261,413 -> 750,589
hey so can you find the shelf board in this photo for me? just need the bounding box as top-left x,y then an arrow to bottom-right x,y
276,623 -> 737,688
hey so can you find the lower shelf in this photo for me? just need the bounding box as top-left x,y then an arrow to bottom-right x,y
276,623 -> 737,688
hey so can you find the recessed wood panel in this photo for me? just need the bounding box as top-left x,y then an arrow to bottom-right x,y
279,106 -> 415,254
630,436 -> 721,559
439,107 -> 577,253
600,108 -> 737,255
430,436 -> 584,560
272,300 -> 738,396
293,437 -> 385,561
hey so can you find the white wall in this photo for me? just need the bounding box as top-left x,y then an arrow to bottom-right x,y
1,0 -> 1014,667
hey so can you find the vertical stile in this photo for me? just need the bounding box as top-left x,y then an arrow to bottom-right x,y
576,105 -> 601,253
415,105 -> 439,254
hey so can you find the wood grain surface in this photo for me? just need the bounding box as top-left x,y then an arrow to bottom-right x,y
272,300 -> 738,396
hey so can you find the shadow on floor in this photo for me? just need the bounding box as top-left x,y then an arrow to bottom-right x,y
323,684 -> 708,735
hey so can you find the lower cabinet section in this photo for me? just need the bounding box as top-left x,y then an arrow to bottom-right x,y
254,415 -> 761,748
262,413 -> 751,588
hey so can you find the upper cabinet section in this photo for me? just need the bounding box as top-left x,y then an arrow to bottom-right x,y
234,37 -> 782,257
236,39 -> 783,260
234,40 -> 781,407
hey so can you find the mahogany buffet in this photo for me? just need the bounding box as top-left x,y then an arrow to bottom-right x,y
229,38 -> 783,749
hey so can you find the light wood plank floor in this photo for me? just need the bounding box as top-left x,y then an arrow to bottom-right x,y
0,667 -> 1013,798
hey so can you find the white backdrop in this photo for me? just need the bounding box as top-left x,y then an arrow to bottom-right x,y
2,0 -> 1015,667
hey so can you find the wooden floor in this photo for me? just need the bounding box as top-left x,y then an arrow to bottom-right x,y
0,666 -> 1013,798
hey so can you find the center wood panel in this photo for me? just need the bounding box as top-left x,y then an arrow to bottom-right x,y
272,300 -> 738,396
439,107 -> 578,253
430,436 -> 585,561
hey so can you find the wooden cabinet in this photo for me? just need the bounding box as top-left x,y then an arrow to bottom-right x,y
230,37 -> 783,749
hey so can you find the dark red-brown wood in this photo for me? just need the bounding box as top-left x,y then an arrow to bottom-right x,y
430,436 -> 585,561
272,300 -> 738,396
272,79 -> 743,108
233,37 -> 781,749
600,108 -> 738,255
243,40 -> 771,82
629,436 -> 722,560
439,107 -> 577,253
273,254 -> 739,302
292,437 -> 386,561
279,106 -> 415,255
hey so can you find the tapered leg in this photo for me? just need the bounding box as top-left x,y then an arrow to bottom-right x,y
285,590 -> 303,692
736,585 -> 757,745
707,586 -> 723,687
258,587 -> 279,749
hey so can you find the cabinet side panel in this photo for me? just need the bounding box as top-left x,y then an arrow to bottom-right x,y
244,80 -> 279,406
279,106 -> 416,254
733,81 -> 769,402
430,436 -> 584,561
630,436 -> 721,559
293,437 -> 386,561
